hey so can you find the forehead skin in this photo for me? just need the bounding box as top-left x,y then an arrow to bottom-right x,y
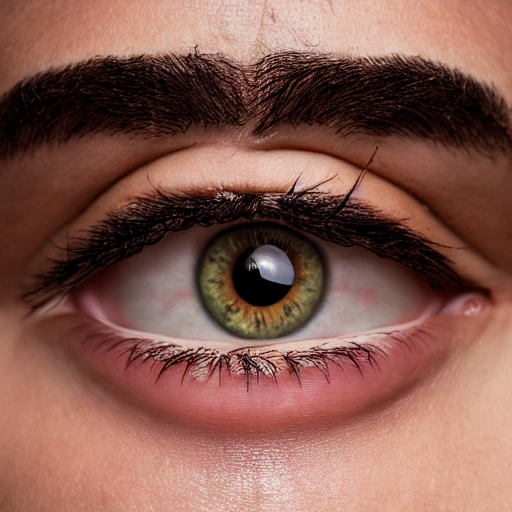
1,0 -> 511,93
1,1 -> 512,511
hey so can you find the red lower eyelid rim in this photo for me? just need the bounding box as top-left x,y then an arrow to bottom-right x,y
34,299 -> 491,432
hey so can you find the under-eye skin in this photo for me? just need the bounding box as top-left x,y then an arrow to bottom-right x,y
198,223 -> 324,339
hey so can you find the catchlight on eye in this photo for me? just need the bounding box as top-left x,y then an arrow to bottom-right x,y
198,223 -> 324,339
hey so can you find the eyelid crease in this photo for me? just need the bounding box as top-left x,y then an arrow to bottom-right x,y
22,185 -> 469,310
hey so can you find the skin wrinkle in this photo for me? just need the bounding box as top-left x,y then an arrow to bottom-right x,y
207,443 -> 295,512
1,52 -> 512,159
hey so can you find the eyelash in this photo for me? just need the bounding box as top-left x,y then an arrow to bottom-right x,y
85,320 -> 426,390
24,180 -> 467,309
25,178 -> 470,387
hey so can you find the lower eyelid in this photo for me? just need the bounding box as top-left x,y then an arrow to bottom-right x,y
65,288 -> 486,376
13,141 -> 500,438
28,291 -> 490,430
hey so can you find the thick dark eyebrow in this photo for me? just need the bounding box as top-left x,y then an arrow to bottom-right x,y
1,51 -> 511,159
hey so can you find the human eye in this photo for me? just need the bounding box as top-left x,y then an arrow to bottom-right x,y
22,149 -> 490,429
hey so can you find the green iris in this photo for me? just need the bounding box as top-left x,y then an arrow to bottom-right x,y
198,223 -> 324,339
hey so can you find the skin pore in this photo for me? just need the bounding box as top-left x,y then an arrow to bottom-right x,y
1,1 -> 512,510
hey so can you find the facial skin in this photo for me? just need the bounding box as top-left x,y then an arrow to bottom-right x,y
1,1 -> 512,510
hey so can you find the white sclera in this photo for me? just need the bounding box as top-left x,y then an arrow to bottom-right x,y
92,224 -> 435,341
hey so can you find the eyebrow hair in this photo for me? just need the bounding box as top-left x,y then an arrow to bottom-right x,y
1,51 -> 511,159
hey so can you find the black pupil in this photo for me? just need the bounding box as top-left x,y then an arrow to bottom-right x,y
233,247 -> 293,307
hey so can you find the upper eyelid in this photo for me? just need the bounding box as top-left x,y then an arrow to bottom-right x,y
22,187 -> 469,310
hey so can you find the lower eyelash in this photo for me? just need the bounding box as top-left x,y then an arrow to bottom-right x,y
83,328 -> 424,391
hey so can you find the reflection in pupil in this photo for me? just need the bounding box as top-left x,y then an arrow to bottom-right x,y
233,245 -> 295,307
199,223 -> 324,339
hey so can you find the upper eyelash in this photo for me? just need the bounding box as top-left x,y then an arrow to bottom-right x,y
23,184 -> 469,309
